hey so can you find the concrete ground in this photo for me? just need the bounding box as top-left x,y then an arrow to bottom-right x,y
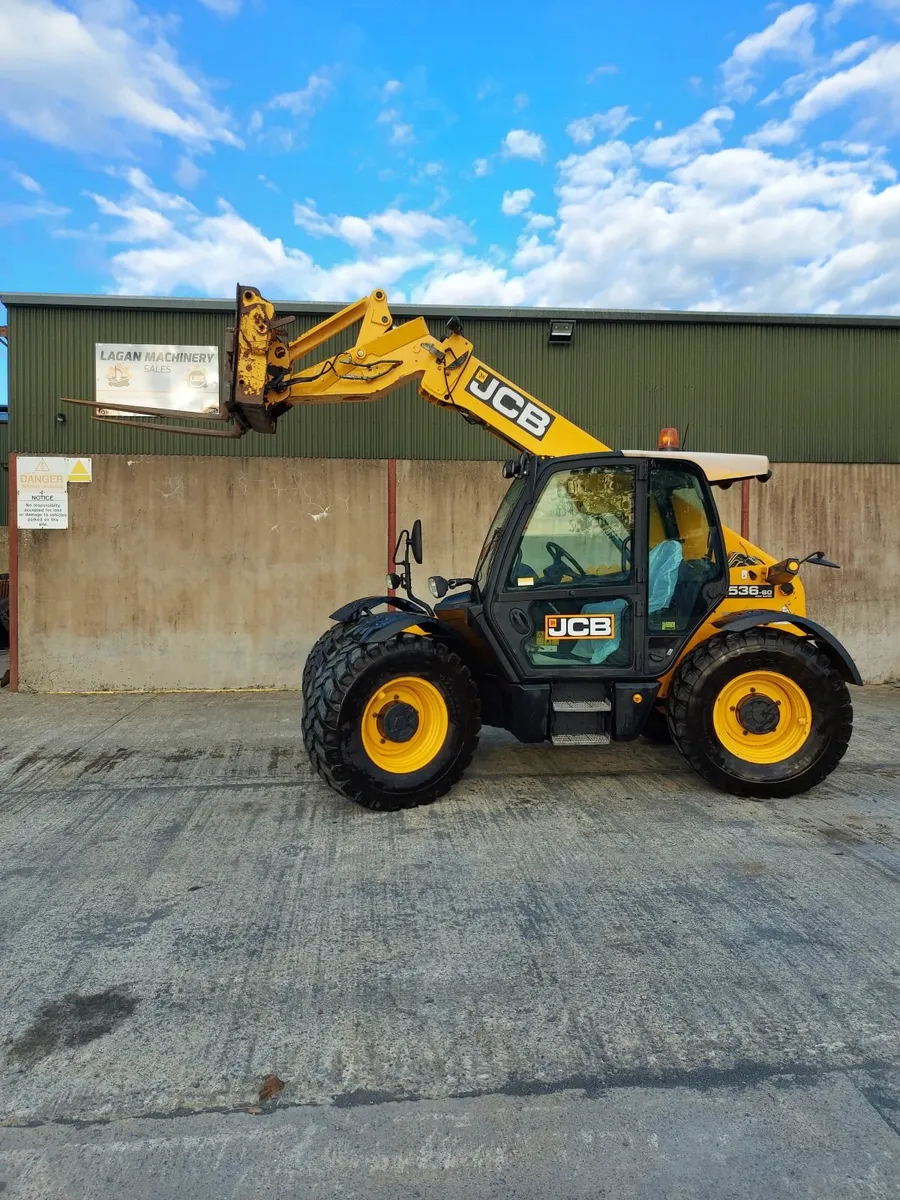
1,686 -> 899,1199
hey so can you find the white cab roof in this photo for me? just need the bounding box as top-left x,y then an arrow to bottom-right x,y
622,449 -> 770,484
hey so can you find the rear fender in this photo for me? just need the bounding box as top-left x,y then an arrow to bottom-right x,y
712,610 -> 862,686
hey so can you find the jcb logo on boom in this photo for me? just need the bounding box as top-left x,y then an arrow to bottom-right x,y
466,369 -> 555,440
545,614 -> 616,640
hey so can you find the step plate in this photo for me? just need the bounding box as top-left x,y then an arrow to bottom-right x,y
551,733 -> 611,746
552,699 -> 611,712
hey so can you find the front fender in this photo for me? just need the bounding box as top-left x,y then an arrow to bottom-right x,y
330,594 -> 428,623
712,610 -> 862,686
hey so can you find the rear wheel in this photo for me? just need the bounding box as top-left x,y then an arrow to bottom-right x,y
306,633 -> 481,811
668,629 -> 852,799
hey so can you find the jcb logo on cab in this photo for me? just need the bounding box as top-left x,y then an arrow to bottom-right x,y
466,369 -> 554,440
545,614 -> 615,640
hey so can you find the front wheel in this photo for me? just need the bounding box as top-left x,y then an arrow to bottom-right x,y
668,629 -> 852,799
305,633 -> 481,811
301,623 -> 354,763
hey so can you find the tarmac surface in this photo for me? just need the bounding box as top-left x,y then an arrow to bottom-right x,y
1,685 -> 899,1198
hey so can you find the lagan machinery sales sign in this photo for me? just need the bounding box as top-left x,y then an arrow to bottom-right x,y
96,344 -> 220,417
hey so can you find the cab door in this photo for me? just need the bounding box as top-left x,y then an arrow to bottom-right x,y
485,456 -> 649,679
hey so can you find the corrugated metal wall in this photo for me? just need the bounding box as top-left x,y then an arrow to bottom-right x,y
6,302 -> 899,462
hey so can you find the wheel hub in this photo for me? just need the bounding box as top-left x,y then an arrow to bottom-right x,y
712,669 -> 813,765
736,692 -> 780,735
377,700 -> 420,743
360,676 -> 450,775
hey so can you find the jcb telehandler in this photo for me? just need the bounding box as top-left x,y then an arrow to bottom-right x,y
66,285 -> 859,811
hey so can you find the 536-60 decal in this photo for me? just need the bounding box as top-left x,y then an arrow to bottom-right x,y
728,584 -> 775,599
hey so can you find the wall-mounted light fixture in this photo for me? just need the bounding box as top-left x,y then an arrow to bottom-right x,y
548,319 -> 575,345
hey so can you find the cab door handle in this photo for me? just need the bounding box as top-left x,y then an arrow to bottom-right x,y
510,608 -> 530,634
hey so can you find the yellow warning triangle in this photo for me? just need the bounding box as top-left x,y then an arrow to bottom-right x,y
68,459 -> 91,483
36,458 -> 50,471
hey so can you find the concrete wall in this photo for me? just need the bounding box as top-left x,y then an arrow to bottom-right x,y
16,457 -> 387,691
752,464 -> 900,685
10,456 -> 900,690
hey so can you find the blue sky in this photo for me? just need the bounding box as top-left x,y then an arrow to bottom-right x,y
2,0 -> 900,341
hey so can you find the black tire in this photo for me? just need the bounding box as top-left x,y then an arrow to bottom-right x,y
641,707 -> 673,744
306,633 -> 481,811
302,623 -> 353,761
668,629 -> 852,799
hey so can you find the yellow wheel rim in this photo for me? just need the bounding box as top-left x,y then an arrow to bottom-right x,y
360,676 -> 450,774
712,670 -> 813,764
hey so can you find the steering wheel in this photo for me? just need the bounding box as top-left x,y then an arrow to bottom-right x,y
544,540 -> 587,584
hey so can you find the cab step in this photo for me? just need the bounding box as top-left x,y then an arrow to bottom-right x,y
551,732 -> 612,746
550,683 -> 611,747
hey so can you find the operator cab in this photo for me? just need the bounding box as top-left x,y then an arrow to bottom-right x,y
433,451 -> 727,684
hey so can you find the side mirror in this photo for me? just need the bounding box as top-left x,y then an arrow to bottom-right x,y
428,575 -> 449,599
410,518 -> 423,565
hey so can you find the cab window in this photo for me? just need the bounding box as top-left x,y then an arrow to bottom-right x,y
507,466 -> 635,590
648,464 -> 723,632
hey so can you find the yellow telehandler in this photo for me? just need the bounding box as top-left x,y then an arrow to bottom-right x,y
66,285 -> 859,811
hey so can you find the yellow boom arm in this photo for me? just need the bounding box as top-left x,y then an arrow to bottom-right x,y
226,285 -> 609,458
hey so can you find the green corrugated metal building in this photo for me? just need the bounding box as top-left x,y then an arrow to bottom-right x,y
2,291 -> 899,465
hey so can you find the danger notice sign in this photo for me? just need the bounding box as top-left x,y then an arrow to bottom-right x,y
16,457 -> 92,529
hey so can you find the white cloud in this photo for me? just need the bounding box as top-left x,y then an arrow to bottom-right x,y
269,72 -> 332,117
412,258 -> 526,306
747,41 -> 900,148
11,170 -> 42,193
173,157 -> 204,191
640,107 -> 734,167
721,4 -> 817,101
86,177 -> 472,299
588,64 -> 618,81
825,0 -> 898,23
382,79 -> 402,98
745,118 -> 799,148
473,157 -> 492,177
0,197 -> 68,226
514,92 -> 529,111
512,235 -> 555,271
0,0 -> 239,152
501,188 -> 535,216
654,120 -> 664,132
257,71 -> 334,148
377,106 -> 415,147
198,0 -> 241,15
792,43 -> 900,126
503,129 -> 547,162
760,38 -> 879,106
566,106 -> 637,146
257,174 -> 280,193
526,213 -> 555,231
390,123 -> 416,146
